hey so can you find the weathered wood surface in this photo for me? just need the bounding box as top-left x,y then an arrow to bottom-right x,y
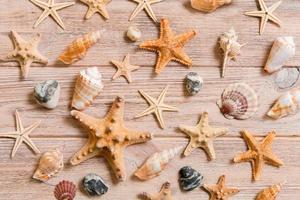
0,0 -> 299,199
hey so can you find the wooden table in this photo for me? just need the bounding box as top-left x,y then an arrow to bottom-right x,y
0,0 -> 299,199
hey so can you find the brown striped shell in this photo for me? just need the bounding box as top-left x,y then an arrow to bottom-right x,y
54,180 -> 77,200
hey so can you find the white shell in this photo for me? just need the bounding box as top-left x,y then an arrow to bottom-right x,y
126,26 -> 142,42
264,37 -> 296,73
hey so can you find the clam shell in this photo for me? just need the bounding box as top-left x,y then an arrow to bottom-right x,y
217,83 -> 258,120
72,67 -> 104,110
264,37 -> 296,73
54,180 -> 76,200
256,183 -> 284,200
191,0 -> 232,12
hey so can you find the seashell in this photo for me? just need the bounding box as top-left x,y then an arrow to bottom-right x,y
219,28 -> 245,78
59,30 -> 104,64
217,82 -> 258,120
256,183 -> 284,200
72,67 -> 104,110
34,80 -> 61,109
179,166 -> 204,191
54,180 -> 77,200
274,68 -> 300,89
264,37 -> 296,74
134,146 -> 183,181
185,72 -> 203,95
126,26 -> 142,42
33,149 -> 64,182
191,0 -> 232,13
82,173 -> 109,196
267,87 -> 300,119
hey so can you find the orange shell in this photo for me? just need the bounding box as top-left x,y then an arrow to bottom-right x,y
256,183 -> 284,200
191,0 -> 232,12
54,180 -> 76,200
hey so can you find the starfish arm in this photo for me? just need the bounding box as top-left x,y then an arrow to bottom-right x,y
30,33 -> 41,48
141,192 -> 156,200
157,85 -> 168,103
20,59 -> 33,78
203,141 -> 216,160
1,51 -> 17,61
160,18 -> 173,38
97,5 -> 110,19
105,97 -> 125,123
268,1 -> 282,12
111,60 -> 123,70
175,30 -> 197,47
211,127 -> 228,138
225,188 -> 240,197
15,110 -> 24,132
53,2 -> 75,10
179,125 -> 199,137
129,2 -> 144,21
241,130 -> 259,151
0,132 -> 20,139
217,175 -> 226,188
123,72 -> 133,83
124,54 -> 131,64
29,0 -> 49,9
50,10 -> 66,29
203,184 -> 215,195
123,128 -> 152,146
71,110 -> 102,131
264,153 -> 284,167
233,150 -> 257,163
128,65 -> 140,71
23,121 -> 41,137
268,13 -> 282,26
138,90 -> 158,106
172,48 -> 193,66
135,106 -> 155,119
130,0 -> 142,3
112,69 -> 122,80
197,112 -> 209,127
159,103 -> 178,112
258,0 -> 268,11
155,109 -> 165,129
155,51 -> 172,74
144,1 -> 158,22
32,50 -> 48,64
23,136 -> 40,154
10,31 -> 26,47
261,131 -> 276,148
244,10 -> 265,17
182,139 -> 196,156
80,0 -> 88,3
104,147 -> 127,181
33,9 -> 51,28
252,157 -> 264,181
85,7 -> 97,19
11,136 -> 23,158
259,14 -> 268,35
149,0 -> 163,3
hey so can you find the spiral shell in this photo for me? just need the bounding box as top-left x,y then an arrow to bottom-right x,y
54,180 -> 76,200
134,146 -> 183,181
217,83 -> 258,120
72,67 -> 104,110
32,149 -> 64,182
256,183 -> 284,200
191,0 -> 232,12
179,166 -> 204,191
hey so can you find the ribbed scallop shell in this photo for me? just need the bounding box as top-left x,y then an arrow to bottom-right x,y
191,0 -> 232,12
134,146 -> 183,181
54,180 -> 76,200
217,83 -> 258,120
32,149 -> 64,182
72,67 -> 104,110
256,183 -> 283,200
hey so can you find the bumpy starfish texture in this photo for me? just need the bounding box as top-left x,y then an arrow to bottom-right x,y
233,130 -> 284,181
203,175 -> 239,200
111,54 -> 140,83
140,182 -> 173,200
1,31 -> 48,79
135,85 -> 178,129
80,0 -> 111,20
245,0 -> 282,35
129,0 -> 163,23
140,18 -> 196,74
70,96 -> 152,181
0,110 -> 41,158
179,112 -> 228,160
29,0 -> 75,29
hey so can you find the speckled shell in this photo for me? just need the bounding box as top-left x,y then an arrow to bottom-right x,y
256,183 -> 283,200
59,30 -> 103,64
72,67 -> 104,110
217,83 -> 258,120
267,88 -> 300,119
32,149 -> 64,182
54,180 -> 76,200
134,146 -> 183,181
191,0 -> 232,12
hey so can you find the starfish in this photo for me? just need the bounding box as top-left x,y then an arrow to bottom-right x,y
80,0 -> 111,20
233,130 -> 284,181
0,110 -> 41,158
129,0 -> 163,23
1,31 -> 48,79
203,175 -> 240,200
29,0 -> 75,29
140,182 -> 173,200
111,54 -> 140,83
70,96 -> 152,181
179,112 -> 227,160
135,85 -> 178,129
245,0 -> 282,35
140,18 -> 196,74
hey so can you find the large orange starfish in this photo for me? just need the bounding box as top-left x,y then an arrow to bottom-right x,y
70,96 -> 152,181
140,18 -> 196,74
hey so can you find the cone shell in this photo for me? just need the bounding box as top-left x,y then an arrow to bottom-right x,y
54,180 -> 76,200
72,67 -> 104,110
264,37 -> 295,74
256,183 -> 283,200
267,88 -> 300,119
32,149 -> 64,182
191,0 -> 232,12
134,146 -> 183,181
217,83 -> 258,120
59,30 -> 103,64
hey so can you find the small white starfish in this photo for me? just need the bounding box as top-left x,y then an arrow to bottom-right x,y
129,0 -> 163,22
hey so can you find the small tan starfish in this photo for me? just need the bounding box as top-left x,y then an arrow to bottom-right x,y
1,31 -> 48,79
111,54 -> 140,83
129,0 -> 163,22
140,18 -> 196,74
0,110 -> 41,158
140,182 -> 173,200
80,0 -> 111,20
203,175 -> 240,200
179,112 -> 228,160
29,0 -> 75,29
245,0 -> 282,35
135,85 -> 178,129
233,130 -> 284,181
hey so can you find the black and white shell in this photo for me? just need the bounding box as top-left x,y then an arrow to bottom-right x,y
179,166 -> 204,191
82,173 -> 108,196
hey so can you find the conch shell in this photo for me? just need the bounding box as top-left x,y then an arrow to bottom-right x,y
59,30 -> 104,64
191,0 -> 232,12
33,149 -> 64,182
219,28 -> 245,78
134,146 -> 183,181
264,37 -> 295,74
72,67 -> 104,110
267,87 -> 300,119
256,183 -> 284,200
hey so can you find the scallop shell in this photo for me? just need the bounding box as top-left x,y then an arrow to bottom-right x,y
32,149 -> 64,182
134,146 -> 183,181
72,67 -> 104,110
59,30 -> 104,64
217,83 -> 258,120
267,88 -> 300,119
256,183 -> 284,200
191,0 -> 232,12
54,180 -> 76,200
264,37 -> 295,74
